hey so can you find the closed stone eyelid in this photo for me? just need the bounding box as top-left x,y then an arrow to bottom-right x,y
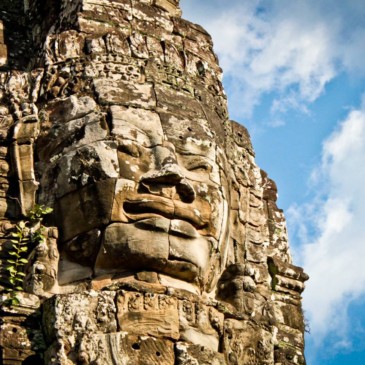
185,159 -> 212,172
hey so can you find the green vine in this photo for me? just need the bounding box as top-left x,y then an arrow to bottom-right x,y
3,204 -> 53,306
6,220 -> 29,305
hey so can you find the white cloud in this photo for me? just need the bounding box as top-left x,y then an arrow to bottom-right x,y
181,0 -> 365,119
290,98 -> 365,345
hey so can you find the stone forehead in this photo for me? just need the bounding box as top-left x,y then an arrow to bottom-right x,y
162,117 -> 219,161
42,96 -> 227,156
158,113 -> 227,155
109,103 -> 226,153
110,105 -> 164,146
160,114 -> 218,143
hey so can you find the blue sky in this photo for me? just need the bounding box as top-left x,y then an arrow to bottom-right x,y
180,1 -> 365,364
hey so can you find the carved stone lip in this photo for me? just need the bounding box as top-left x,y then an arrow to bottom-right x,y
170,219 -> 199,238
123,197 -> 208,230
134,217 -> 199,238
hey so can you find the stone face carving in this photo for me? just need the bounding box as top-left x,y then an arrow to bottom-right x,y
0,1 -> 308,364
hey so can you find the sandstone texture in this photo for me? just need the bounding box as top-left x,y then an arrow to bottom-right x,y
0,1 -> 308,364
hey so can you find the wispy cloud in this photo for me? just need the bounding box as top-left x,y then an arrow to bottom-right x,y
289,96 -> 365,350
181,0 -> 365,120
181,0 -> 365,361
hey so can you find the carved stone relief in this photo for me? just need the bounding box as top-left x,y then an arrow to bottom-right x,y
0,1 -> 308,364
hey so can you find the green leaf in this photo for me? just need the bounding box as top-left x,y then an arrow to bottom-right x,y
17,272 -> 26,277
7,259 -> 16,264
11,297 -> 20,305
15,286 -> 23,291
8,251 -> 18,256
19,258 -> 28,264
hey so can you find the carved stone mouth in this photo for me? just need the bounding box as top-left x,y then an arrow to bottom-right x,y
134,217 -> 199,238
123,198 -> 208,230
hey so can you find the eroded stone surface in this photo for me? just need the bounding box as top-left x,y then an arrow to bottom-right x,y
0,1 -> 308,364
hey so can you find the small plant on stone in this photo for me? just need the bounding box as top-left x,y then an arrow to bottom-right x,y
303,310 -> 311,334
2,205 -> 53,306
5,220 -> 29,305
28,204 -> 53,223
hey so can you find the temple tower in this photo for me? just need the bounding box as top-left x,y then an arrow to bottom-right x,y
0,1 -> 308,364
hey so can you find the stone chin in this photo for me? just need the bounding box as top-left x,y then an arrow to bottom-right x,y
93,216 -> 215,287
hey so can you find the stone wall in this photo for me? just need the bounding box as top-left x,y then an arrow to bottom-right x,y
0,1 -> 308,364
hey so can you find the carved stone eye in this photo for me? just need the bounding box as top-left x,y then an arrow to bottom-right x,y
186,158 -> 212,173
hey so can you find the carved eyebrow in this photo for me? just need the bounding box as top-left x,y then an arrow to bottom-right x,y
174,139 -> 217,162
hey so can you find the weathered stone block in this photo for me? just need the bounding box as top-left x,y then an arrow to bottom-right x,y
43,291 -> 117,342
0,322 -> 38,364
94,78 -> 156,107
56,178 -> 116,241
48,95 -> 97,123
223,319 -> 274,364
178,300 -> 223,352
0,44 -> 6,66
0,20 -> 4,44
175,342 -> 226,365
75,332 -> 175,365
154,0 -> 181,17
117,291 -> 179,339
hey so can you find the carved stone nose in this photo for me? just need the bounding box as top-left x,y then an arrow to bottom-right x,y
140,161 -> 196,203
